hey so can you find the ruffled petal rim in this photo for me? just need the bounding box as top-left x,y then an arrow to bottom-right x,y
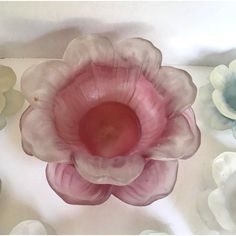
21,60 -> 72,108
112,160 -> 178,206
209,65 -> 229,90
229,59 -> 236,74
63,34 -> 115,71
20,107 -> 71,162
46,162 -> 112,205
73,152 -> 146,186
115,37 -> 162,79
212,152 -> 236,186
154,66 -> 197,115
149,108 -> 200,160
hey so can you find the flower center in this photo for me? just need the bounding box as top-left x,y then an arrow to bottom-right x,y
79,102 -> 141,158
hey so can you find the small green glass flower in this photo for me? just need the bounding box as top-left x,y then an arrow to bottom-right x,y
199,60 -> 236,138
0,65 -> 24,130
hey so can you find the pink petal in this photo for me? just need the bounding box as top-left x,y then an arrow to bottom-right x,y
20,108 -> 71,162
21,60 -> 72,108
155,66 -> 197,115
115,38 -> 162,80
149,108 -> 200,160
63,35 -> 114,71
46,163 -> 112,205
73,152 -> 145,186
112,160 -> 178,206
128,76 -> 167,154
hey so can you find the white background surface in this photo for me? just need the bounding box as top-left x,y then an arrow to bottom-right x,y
1,1 -> 236,66
0,59 -> 236,234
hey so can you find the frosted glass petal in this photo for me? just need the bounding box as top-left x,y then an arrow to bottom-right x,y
209,65 -> 229,90
1,89 -> 24,116
0,65 -> 16,92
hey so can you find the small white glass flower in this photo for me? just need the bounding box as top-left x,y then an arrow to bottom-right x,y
208,152 -> 236,232
9,220 -> 47,235
0,65 -> 24,130
199,60 -> 236,138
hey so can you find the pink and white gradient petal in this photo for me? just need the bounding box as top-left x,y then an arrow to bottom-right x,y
46,163 -> 112,205
156,66 -> 197,115
112,160 -> 178,206
21,108 -> 71,163
149,108 -> 200,160
63,35 -> 114,70
115,38 -> 162,79
73,153 -> 146,186
21,60 -> 72,109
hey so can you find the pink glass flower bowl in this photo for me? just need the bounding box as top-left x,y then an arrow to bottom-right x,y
20,35 -> 200,206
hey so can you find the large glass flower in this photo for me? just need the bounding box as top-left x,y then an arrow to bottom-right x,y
0,65 -> 24,130
199,60 -> 236,138
20,35 -> 200,206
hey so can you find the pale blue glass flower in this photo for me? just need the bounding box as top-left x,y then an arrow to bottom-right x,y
199,60 -> 236,138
